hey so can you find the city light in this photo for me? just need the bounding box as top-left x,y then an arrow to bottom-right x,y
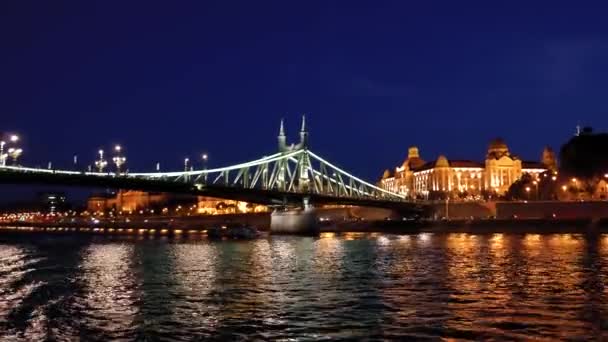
95,149 -> 108,172
0,133 -> 22,166
112,145 -> 126,174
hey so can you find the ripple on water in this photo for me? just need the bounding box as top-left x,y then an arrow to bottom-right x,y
0,233 -> 607,340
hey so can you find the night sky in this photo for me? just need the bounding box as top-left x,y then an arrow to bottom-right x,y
1,1 -> 608,203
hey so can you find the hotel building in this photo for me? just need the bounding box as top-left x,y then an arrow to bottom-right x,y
380,139 -> 556,199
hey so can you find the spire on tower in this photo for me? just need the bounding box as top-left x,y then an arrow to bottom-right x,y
278,118 -> 287,152
298,114 -> 308,149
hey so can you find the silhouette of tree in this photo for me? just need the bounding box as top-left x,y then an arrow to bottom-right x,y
560,127 -> 608,178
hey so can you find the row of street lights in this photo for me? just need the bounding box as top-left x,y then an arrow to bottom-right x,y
184,153 -> 208,171
94,145 -> 126,173
92,145 -> 209,176
183,153 -> 208,182
0,134 -> 22,166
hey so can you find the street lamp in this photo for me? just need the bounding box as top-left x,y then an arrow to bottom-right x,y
533,180 -> 539,200
10,135 -> 18,143
112,145 -> 126,174
202,153 -> 208,183
95,149 -> 108,172
7,148 -> 23,165
525,186 -> 531,200
0,140 -> 6,167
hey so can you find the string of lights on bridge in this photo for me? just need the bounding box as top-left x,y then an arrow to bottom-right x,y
0,118 -> 408,202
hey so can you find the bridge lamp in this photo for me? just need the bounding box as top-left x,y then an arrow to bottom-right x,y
95,150 -> 108,172
8,148 -> 22,165
0,141 -> 5,166
113,156 -> 126,174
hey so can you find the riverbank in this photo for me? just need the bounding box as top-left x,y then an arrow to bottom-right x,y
3,217 -> 608,235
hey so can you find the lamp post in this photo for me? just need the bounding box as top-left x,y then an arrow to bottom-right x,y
1,134 -> 20,166
533,180 -> 539,200
95,149 -> 108,172
112,145 -> 126,175
525,186 -> 531,200
0,140 -> 6,167
8,148 -> 23,165
202,153 -> 208,183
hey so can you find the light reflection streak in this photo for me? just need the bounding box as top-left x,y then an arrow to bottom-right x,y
171,242 -> 219,332
0,245 -> 44,324
78,244 -> 139,336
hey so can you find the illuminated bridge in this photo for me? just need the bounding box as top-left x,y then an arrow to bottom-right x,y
0,117 -> 427,233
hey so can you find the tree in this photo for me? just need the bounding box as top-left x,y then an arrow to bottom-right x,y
560,128 -> 608,179
506,173 -> 534,200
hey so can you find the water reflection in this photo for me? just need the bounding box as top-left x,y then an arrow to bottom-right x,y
78,243 -> 139,339
171,242 -> 219,336
0,237 -> 88,340
0,233 -> 607,340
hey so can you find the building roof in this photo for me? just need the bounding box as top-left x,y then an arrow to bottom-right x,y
413,159 -> 483,172
449,160 -> 484,168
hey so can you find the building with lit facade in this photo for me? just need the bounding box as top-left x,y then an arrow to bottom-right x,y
87,190 -> 267,215
380,139 -> 555,199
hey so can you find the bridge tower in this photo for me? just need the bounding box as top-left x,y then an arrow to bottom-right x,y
270,115 -> 318,235
296,115 -> 311,192
278,118 -> 287,152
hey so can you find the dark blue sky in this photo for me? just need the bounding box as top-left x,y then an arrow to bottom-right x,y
1,1 -> 608,202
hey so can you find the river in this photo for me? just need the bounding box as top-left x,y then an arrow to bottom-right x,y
0,232 -> 606,340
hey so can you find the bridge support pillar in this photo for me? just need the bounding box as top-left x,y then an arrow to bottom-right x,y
270,198 -> 319,235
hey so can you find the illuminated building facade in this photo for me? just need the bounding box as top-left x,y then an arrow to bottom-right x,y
380,139 -> 554,199
87,191 -> 267,215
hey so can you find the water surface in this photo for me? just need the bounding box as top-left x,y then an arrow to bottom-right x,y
0,232 -> 607,340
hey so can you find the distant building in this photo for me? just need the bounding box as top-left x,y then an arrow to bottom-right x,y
87,191 -> 267,215
380,139 -> 555,199
197,197 -> 268,215
87,190 -> 196,214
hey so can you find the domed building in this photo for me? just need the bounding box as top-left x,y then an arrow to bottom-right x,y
380,139 -> 551,199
